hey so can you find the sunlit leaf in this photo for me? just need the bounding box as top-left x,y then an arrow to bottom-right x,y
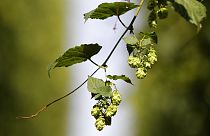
87,76 -> 112,97
123,35 -> 139,45
84,2 -> 138,21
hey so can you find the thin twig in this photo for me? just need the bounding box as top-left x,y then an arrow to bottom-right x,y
117,16 -> 128,28
16,68 -> 100,119
89,58 -> 100,67
103,0 -> 145,65
16,0 -> 145,119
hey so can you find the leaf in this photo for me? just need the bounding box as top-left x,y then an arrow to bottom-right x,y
123,35 -> 139,55
145,31 -> 158,44
84,2 -> 138,21
123,35 -> 139,45
171,0 -> 206,30
87,76 -> 112,97
48,44 -> 101,77
97,86 -> 112,97
140,31 -> 157,44
139,31 -> 158,46
126,44 -> 135,55
107,75 -> 133,85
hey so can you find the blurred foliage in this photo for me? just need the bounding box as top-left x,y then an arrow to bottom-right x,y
132,1 -> 210,136
0,0 -> 69,136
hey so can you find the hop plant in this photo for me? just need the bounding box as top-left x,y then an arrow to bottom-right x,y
144,61 -> 152,68
128,56 -> 141,68
147,47 -> 157,64
105,104 -> 118,117
111,90 -> 122,106
136,67 -> 147,79
95,116 -> 106,131
91,105 -> 101,118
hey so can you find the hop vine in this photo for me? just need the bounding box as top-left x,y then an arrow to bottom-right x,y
16,0 -> 206,132
88,76 -> 123,130
90,89 -> 122,131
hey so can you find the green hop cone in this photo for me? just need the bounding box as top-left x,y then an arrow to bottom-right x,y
157,7 -> 168,19
144,61 -> 152,68
147,47 -> 157,64
91,106 -> 101,118
128,56 -> 141,68
95,116 -> 106,131
105,104 -> 118,117
111,90 -> 122,106
136,67 -> 147,79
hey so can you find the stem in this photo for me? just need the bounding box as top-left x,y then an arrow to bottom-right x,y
17,0 -> 145,119
135,0 -> 144,17
16,67 -> 100,119
89,58 -> 100,67
117,16 -> 128,28
103,0 -> 145,65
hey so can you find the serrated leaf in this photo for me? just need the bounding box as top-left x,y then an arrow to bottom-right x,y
87,76 -> 112,97
171,0 -> 206,30
84,2 -> 138,21
107,75 -> 133,85
48,44 -> 101,77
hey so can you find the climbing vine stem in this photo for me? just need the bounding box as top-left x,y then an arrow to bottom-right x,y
16,0 -> 145,119
16,0 -> 207,129
103,0 -> 145,65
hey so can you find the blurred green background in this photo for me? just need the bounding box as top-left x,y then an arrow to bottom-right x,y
131,1 -> 210,136
0,0 -> 69,136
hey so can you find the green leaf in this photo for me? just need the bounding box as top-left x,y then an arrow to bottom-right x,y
48,44 -> 101,77
123,35 -> 139,45
145,31 -> 158,44
126,44 -> 135,55
123,35 -> 138,55
171,0 -> 206,30
97,86 -> 112,97
84,2 -> 138,21
107,75 -> 133,85
87,76 -> 112,97
139,31 -> 158,46
140,31 -> 157,44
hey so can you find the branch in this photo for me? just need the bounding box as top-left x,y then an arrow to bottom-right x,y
16,0 -> 145,119
117,16 -> 128,28
103,0 -> 145,65
16,67 -> 100,119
